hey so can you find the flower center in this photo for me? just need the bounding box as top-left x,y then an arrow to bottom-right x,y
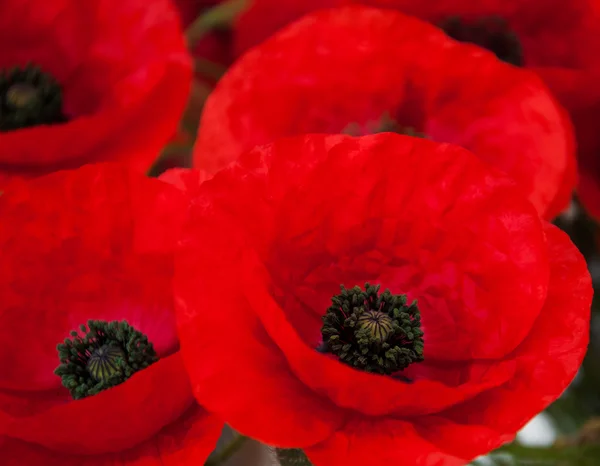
357,310 -> 394,341
1,64 -> 67,132
342,113 -> 428,138
377,115 -> 428,138
320,283 -> 424,375
54,320 -> 158,400
87,344 -> 127,382
439,16 -> 523,66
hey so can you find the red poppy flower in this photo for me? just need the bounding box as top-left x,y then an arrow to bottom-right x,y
235,0 -> 600,72
234,0 -> 600,220
0,0 -> 192,183
550,71 -> 600,220
0,164 -> 222,465
194,7 -> 575,220
175,133 -> 591,465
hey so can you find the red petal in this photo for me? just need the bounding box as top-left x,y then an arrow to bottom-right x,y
175,239 -> 345,446
0,0 -> 191,176
197,6 -> 574,218
439,223 -> 591,437
159,168 -> 211,191
8,354 -> 195,455
305,416 -> 465,466
2,405 -> 222,465
412,416 -> 512,463
150,405 -> 222,466
173,161 -> 345,447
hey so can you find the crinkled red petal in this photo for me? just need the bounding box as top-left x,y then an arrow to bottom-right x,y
7,354 -> 194,455
1,404 -> 222,465
175,229 -> 345,447
438,224 -> 591,439
304,416 -> 466,466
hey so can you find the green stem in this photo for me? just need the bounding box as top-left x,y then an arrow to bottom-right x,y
186,0 -> 248,46
195,58 -> 228,81
180,79 -> 213,137
146,140 -> 194,177
205,435 -> 248,466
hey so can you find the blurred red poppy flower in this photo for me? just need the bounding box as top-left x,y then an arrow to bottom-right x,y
0,0 -> 192,183
360,0 -> 600,221
235,0 -> 600,72
552,72 -> 600,220
175,133 -> 591,465
0,164 -> 222,465
235,0 -> 600,219
194,7 -> 575,219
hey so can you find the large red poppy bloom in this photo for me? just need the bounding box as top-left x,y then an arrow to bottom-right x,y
0,0 -> 192,183
194,7 -> 575,220
175,133 -> 591,465
0,164 -> 222,465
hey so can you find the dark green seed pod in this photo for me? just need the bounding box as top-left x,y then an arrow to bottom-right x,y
321,283 -> 424,375
55,320 -> 158,400
1,64 -> 67,131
